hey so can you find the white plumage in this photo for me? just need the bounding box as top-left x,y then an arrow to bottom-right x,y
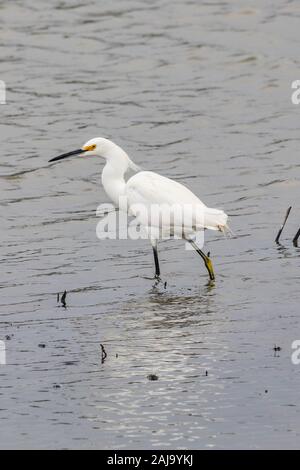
126,171 -> 227,232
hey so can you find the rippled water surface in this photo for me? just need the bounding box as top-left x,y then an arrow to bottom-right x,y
1,0 -> 300,449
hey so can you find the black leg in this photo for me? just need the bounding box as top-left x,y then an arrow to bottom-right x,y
152,245 -> 160,279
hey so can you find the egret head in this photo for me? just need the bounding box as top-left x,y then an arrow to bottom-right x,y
48,137 -> 116,163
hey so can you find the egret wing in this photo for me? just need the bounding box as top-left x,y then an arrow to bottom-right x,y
125,171 -> 227,232
126,171 -> 205,207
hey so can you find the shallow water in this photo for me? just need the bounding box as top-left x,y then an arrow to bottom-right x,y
1,0 -> 300,449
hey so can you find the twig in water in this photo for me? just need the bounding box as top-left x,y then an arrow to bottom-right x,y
273,344 -> 281,357
61,290 -> 67,308
293,227 -> 300,247
100,344 -> 107,363
275,206 -> 292,244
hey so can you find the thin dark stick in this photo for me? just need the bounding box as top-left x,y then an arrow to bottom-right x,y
293,227 -> 300,247
100,344 -> 107,363
61,290 -> 67,308
275,206 -> 292,244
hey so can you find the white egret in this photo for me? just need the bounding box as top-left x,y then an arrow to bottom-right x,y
49,137 -> 228,281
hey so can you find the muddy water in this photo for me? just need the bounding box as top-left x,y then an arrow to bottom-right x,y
1,0 -> 300,449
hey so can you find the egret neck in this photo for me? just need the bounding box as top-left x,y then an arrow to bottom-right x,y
101,142 -> 131,207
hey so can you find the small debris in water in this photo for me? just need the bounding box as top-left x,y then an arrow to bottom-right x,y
38,343 -> 46,348
164,281 -> 167,289
61,290 -> 67,308
116,353 -> 118,358
57,291 -> 67,307
100,343 -> 107,363
5,335 -> 13,341
273,344 -> 281,357
275,206 -> 292,244
53,384 -> 62,389
265,390 -> 268,394
147,374 -> 159,381
293,227 -> 300,247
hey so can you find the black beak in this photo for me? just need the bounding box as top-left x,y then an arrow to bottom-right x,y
48,148 -> 85,163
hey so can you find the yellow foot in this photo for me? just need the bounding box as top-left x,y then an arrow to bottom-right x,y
204,252 -> 215,281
